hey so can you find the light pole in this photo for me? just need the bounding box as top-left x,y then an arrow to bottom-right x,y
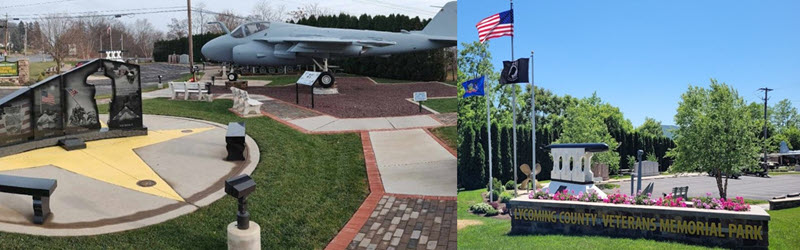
187,0 -> 195,81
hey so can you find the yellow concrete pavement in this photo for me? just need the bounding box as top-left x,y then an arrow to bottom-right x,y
0,128 -> 214,201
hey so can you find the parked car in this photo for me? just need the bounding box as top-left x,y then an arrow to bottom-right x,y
707,171 -> 741,179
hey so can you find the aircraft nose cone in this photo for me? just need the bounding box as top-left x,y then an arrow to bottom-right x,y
200,39 -> 214,60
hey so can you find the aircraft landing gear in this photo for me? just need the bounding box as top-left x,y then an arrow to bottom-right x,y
312,58 -> 335,88
227,72 -> 239,81
318,72 -> 335,88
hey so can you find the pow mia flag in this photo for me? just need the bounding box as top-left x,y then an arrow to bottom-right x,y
500,58 -> 529,84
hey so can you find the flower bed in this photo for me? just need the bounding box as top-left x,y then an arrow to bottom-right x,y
529,188 -> 750,211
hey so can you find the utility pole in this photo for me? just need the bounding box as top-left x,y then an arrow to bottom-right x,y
3,14 -> 8,58
759,87 -> 773,167
187,0 -> 195,81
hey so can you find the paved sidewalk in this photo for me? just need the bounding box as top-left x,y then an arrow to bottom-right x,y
347,196 -> 456,250
370,129 -> 456,197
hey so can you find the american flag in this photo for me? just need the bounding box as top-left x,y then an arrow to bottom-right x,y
67,88 -> 79,97
476,9 -> 514,43
41,90 -> 56,105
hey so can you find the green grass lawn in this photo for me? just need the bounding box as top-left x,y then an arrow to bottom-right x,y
458,189 -> 799,249
241,74 -> 301,86
423,98 -> 457,113
1,98 -> 368,249
430,126 -> 456,150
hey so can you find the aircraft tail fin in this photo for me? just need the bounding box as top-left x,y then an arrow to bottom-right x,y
780,141 -> 790,153
422,1 -> 456,39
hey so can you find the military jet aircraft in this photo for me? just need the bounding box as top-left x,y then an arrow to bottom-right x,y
201,1 -> 456,88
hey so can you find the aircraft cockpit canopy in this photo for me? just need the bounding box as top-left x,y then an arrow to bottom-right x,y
231,22 -> 271,38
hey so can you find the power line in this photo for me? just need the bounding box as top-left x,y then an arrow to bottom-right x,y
0,0 -> 77,9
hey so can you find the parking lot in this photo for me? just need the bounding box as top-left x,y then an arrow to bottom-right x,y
606,174 -> 800,201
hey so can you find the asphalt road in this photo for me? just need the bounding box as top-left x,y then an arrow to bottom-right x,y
606,174 -> 800,201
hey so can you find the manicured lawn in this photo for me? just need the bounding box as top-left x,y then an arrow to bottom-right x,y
430,126 -> 456,150
1,98 -> 368,249
241,75 -> 301,86
423,98 -> 457,113
458,188 -> 799,249
768,171 -> 800,176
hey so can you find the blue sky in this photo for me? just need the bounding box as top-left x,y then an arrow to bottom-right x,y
458,0 -> 800,126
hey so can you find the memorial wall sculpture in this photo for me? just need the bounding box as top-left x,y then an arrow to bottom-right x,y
0,59 -> 145,154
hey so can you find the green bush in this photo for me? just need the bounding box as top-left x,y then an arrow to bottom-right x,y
504,180 -> 516,190
499,192 -> 513,203
485,207 -> 499,216
488,190 -> 501,201
487,178 -> 505,193
469,203 -> 493,214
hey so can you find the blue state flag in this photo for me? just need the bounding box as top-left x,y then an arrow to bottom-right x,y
462,76 -> 485,98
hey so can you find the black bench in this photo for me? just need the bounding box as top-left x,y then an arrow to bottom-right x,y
226,122 -> 246,161
663,186 -> 688,200
0,174 -> 57,224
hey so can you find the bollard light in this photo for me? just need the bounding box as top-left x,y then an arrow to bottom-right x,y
225,174 -> 256,230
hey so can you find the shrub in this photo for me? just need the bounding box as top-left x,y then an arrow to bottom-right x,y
576,190 -> 602,202
469,203 -> 493,214
529,188 -> 552,200
692,193 -> 750,211
485,207 -> 499,216
602,190 -> 632,204
633,190 -> 655,205
654,193 -> 687,207
553,190 -> 577,201
505,180 -> 516,190
488,190 -> 501,201
487,178 -> 505,193
499,192 -> 513,203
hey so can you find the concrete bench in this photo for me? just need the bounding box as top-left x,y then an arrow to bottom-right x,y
172,82 -> 211,101
0,174 -> 57,224
226,122 -> 246,161
230,87 -> 262,116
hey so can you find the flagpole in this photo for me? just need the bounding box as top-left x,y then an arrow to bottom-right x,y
486,76 -> 493,202
510,0 -> 518,197
531,50 -> 535,193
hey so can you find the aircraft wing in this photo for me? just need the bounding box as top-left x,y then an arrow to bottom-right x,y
255,36 -> 397,48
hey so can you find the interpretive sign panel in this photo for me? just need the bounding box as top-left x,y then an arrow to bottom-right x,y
413,92 -> 427,102
508,198 -> 770,249
297,71 -> 321,86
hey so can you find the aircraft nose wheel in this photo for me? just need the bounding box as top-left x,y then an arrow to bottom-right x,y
227,73 -> 239,81
317,72 -> 335,88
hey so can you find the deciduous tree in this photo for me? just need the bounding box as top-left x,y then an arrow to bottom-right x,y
668,79 -> 759,199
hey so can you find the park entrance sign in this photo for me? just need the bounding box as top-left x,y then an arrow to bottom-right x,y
508,143 -> 770,248
0,59 -> 145,156
508,197 -> 770,248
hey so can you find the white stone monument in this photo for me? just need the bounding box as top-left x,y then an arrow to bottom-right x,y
542,143 -> 609,198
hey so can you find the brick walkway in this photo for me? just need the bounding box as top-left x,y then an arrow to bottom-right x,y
347,196 -> 456,250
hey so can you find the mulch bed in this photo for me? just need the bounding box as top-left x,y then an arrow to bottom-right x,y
213,77 -> 456,118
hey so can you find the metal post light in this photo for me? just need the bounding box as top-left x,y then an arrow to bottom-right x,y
224,174 -> 256,230
637,149 -> 643,194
